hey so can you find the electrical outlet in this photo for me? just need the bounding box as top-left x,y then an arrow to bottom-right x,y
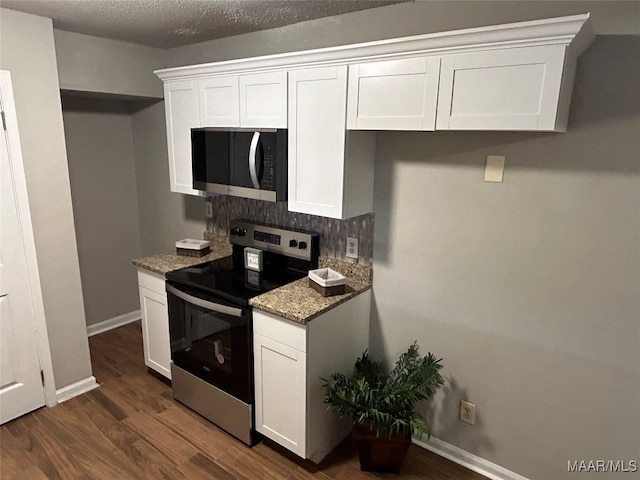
346,237 -> 359,259
205,202 -> 213,218
459,400 -> 476,425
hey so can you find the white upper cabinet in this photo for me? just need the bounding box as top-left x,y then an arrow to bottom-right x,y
347,56 -> 441,131
164,80 -> 203,196
200,76 -> 240,127
239,71 -> 287,128
436,45 -> 568,131
288,66 -> 375,219
200,72 -> 287,128
156,14 -> 594,199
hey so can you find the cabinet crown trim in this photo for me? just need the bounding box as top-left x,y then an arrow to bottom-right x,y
155,13 -> 593,80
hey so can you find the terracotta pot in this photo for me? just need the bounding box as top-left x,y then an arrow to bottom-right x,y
352,423 -> 411,473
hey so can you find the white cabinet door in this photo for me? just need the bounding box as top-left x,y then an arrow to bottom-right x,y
239,71 -> 287,128
288,66 -> 348,219
164,80 -> 202,196
436,45 -> 566,131
138,270 -> 171,380
254,333 -> 306,458
200,76 -> 240,127
347,57 -> 440,130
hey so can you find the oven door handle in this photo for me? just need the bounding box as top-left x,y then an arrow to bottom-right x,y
166,284 -> 244,318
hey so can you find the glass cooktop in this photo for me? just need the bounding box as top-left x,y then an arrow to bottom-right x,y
165,254 -> 307,306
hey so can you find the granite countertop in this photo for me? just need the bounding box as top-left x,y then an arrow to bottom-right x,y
250,258 -> 372,324
132,234 -> 232,275
134,235 -> 373,324
249,277 -> 371,324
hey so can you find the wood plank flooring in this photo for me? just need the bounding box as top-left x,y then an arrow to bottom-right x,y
1,321 -> 487,479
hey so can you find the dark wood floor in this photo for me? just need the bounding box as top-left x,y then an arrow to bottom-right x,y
1,322 -> 486,479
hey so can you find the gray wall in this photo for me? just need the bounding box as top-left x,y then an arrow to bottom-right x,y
0,8 -> 92,390
372,35 -> 639,479
165,0 -> 640,67
54,29 -> 165,99
131,102 -> 206,256
62,98 -> 143,326
54,28 -> 206,258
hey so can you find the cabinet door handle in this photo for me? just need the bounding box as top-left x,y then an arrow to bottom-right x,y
249,131 -> 261,189
166,284 -> 243,318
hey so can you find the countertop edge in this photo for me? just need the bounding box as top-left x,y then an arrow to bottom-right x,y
249,281 -> 372,324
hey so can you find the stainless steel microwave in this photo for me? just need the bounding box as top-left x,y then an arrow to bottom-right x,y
191,128 -> 287,202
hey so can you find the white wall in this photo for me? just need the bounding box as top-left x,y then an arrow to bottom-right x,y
62,97 -> 143,326
0,8 -> 92,390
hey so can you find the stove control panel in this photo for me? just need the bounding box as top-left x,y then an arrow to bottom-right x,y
229,220 -> 319,261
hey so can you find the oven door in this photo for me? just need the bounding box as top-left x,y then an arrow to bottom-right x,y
166,282 -> 252,404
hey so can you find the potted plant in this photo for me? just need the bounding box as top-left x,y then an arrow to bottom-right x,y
321,342 -> 444,473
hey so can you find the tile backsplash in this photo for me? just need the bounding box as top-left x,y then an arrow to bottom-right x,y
205,196 -> 374,266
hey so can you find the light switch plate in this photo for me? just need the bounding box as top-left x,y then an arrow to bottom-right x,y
485,155 -> 505,183
346,237 -> 359,259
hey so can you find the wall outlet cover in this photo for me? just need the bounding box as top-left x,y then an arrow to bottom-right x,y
346,237 -> 359,259
459,400 -> 476,425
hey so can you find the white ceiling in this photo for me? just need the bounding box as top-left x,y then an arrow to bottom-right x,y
0,0 -> 409,49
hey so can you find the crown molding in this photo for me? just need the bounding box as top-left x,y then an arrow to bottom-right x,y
155,13 -> 593,80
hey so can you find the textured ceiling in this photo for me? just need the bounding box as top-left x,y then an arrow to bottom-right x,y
0,0 -> 409,49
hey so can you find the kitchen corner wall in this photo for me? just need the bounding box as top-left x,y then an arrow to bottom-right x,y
205,196 -> 374,265
0,8 -> 93,390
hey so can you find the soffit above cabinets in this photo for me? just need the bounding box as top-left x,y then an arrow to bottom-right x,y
155,13 -> 594,79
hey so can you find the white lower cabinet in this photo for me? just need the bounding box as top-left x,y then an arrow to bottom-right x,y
137,269 -> 171,379
253,290 -> 371,463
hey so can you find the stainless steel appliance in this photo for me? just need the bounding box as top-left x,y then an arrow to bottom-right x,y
191,128 -> 287,202
165,220 -> 319,445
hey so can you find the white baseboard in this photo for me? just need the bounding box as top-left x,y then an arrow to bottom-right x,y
56,376 -> 98,403
87,310 -> 141,337
413,436 -> 529,480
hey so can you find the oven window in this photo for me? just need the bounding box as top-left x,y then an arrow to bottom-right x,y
167,285 -> 252,403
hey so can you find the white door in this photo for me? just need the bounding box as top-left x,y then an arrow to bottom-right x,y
436,44 -> 566,131
288,66 -> 348,219
0,72 -> 47,424
254,333 -> 306,458
164,80 -> 203,196
239,71 -> 287,128
199,76 -> 240,127
347,56 -> 440,130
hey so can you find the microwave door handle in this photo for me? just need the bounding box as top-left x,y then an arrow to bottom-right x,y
166,284 -> 243,318
249,131 -> 261,189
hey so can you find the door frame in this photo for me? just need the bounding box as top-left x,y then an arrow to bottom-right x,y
1,70 -> 56,407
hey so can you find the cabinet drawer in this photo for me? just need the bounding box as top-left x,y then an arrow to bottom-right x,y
137,269 -> 166,296
253,310 -> 306,352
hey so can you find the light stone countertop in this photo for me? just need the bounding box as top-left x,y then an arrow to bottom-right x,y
249,277 -> 371,324
133,235 -> 372,324
132,234 -> 232,275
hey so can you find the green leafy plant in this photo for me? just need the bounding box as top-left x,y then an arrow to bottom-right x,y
321,342 -> 444,439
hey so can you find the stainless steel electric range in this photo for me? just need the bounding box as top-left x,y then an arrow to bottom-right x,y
165,220 -> 319,445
